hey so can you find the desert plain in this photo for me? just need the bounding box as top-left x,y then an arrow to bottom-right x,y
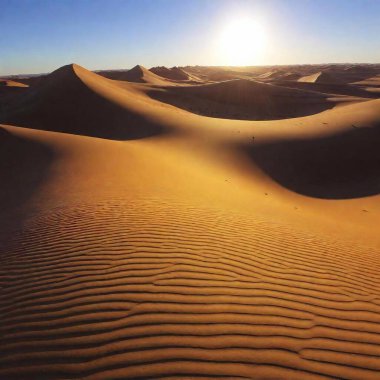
1,62 -> 380,379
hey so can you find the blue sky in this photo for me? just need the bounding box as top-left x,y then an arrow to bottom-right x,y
1,0 -> 380,75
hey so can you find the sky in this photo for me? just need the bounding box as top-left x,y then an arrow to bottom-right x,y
1,0 -> 380,75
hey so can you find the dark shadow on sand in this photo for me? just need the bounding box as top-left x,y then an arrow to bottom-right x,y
0,72 -> 167,141
148,80 -> 336,121
0,127 -> 56,243
244,124 -> 380,199
272,80 -> 380,99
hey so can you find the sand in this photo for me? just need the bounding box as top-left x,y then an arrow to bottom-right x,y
0,79 -> 28,87
99,65 -> 170,85
150,66 -> 191,81
298,71 -> 343,85
147,78 -> 340,120
1,63 -> 380,379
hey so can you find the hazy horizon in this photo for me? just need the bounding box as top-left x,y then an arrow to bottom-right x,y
3,61 -> 380,78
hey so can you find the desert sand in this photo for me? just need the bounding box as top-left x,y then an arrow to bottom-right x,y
0,79 -> 28,88
298,71 -> 343,85
1,63 -> 380,379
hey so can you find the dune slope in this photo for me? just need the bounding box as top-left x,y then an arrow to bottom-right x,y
149,79 -> 336,120
150,66 -> 190,81
116,65 -> 170,85
243,100 -> 380,198
0,79 -> 28,87
0,64 -> 168,139
298,71 -> 343,85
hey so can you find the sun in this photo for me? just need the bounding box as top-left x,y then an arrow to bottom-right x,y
217,16 -> 267,66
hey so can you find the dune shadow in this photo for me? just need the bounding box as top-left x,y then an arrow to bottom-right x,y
149,82 -> 336,121
0,75 -> 167,141
0,86 -> 30,105
0,127 -> 56,241
272,80 -> 380,99
244,124 -> 380,199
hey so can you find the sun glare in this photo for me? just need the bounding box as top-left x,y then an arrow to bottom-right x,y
217,16 -> 267,66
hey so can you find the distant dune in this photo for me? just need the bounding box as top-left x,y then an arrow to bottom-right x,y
1,62 -> 380,380
100,64 -> 170,85
150,66 -> 190,80
278,72 -> 302,80
0,79 -> 28,87
354,74 -> 380,87
149,78 -> 337,120
298,71 -> 344,84
0,64 -> 168,139
119,64 -> 170,84
259,69 -> 286,79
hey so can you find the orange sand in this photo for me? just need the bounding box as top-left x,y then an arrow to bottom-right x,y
1,63 -> 380,379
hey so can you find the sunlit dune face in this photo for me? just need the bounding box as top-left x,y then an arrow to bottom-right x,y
217,17 -> 267,66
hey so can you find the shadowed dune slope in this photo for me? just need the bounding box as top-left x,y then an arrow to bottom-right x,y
259,69 -> 286,79
279,72 -> 302,81
0,64 -> 167,139
112,65 -> 170,85
149,79 -> 336,120
243,103 -> 380,199
272,79 -> 380,99
0,127 -> 55,234
150,66 -> 190,81
354,75 -> 380,87
2,75 -> 48,87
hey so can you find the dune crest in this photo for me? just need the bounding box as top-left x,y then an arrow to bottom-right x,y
0,63 -> 168,139
150,66 -> 191,81
0,79 -> 28,87
298,71 -> 343,84
117,65 -> 170,85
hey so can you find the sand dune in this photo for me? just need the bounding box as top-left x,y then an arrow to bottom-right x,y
258,71 -> 302,82
244,99 -> 380,198
148,78 -> 337,120
353,74 -> 380,87
0,79 -> 28,87
273,77 -> 379,99
298,71 -> 343,85
278,72 -> 301,81
259,69 -> 286,79
150,66 -> 191,81
1,75 -> 47,87
0,79 -> 29,100
119,65 -> 169,84
180,66 -> 258,82
0,64 -> 169,139
1,63 -> 380,379
98,65 -> 170,85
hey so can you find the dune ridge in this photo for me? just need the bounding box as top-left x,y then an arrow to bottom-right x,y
0,64 -> 170,139
0,79 -> 28,87
150,66 -> 191,81
298,72 -> 343,85
97,65 -> 171,85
